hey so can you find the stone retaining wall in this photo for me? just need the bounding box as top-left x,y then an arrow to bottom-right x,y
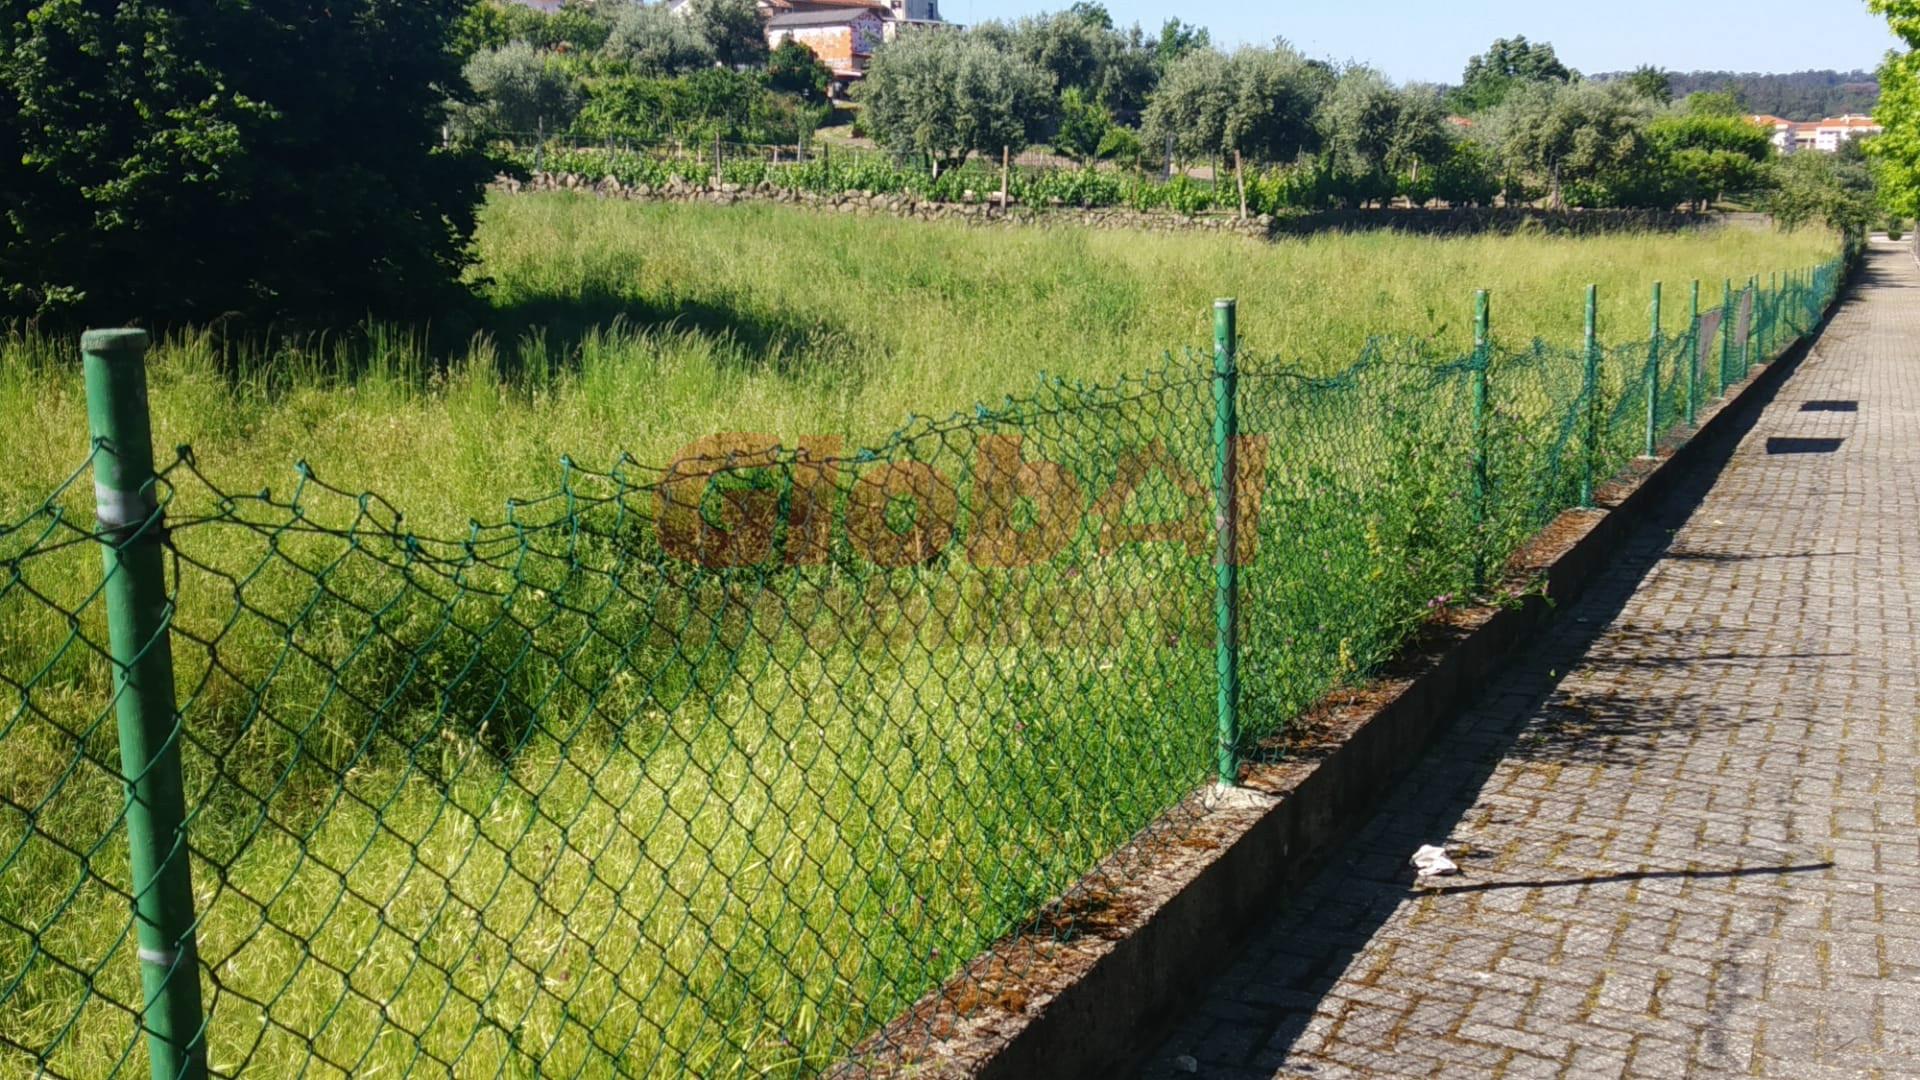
495,171 -> 1277,237
494,172 -> 1716,241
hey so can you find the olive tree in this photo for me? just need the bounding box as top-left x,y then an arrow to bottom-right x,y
603,1 -> 715,76
988,9 -> 1157,120
857,30 -> 1053,175
1319,68 -> 1450,203
459,42 -> 582,136
1142,44 -> 1328,166
1484,81 -> 1652,208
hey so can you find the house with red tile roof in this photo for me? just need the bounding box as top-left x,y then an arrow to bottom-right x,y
1811,114 -> 1881,152
1748,113 -> 1881,154
653,0 -> 944,87
766,5 -> 889,81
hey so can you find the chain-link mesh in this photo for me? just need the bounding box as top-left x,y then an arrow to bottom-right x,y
1,258 -> 1846,1078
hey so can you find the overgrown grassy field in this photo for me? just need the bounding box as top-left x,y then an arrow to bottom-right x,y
0,197 -> 1839,1078
2,195 -> 1833,532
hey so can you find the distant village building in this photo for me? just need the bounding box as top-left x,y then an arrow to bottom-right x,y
1810,114 -> 1882,152
522,0 -> 946,91
755,0 -> 947,90
1748,113 -> 1882,154
765,6 -> 889,82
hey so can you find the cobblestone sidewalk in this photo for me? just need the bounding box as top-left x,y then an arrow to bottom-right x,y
1138,240 -> 1920,1079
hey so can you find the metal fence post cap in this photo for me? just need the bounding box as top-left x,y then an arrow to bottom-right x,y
1214,298 -> 1235,309
81,329 -> 150,355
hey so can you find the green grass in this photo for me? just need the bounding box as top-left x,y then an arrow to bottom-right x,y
0,196 -> 1840,1078
2,194 -> 1834,533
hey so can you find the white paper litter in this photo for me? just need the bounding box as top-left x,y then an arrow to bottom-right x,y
1410,844 -> 1459,877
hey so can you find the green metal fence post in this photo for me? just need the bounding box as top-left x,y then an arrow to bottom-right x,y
1211,299 -> 1240,788
1743,277 -> 1756,378
1471,290 -> 1491,587
1728,276 -> 1743,395
1687,280 -> 1700,427
82,329 -> 208,1080
1768,271 -> 1779,359
1645,281 -> 1662,457
1580,284 -> 1599,509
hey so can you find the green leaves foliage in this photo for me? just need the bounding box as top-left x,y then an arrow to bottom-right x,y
855,29 -> 1054,173
1454,35 -> 1574,112
1482,82 -> 1653,209
767,37 -> 832,105
574,68 -> 825,146
1871,0 -> 1920,218
1142,45 -> 1329,165
0,0 -> 492,325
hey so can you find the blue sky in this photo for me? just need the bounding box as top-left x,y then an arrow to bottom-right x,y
946,0 -> 1903,85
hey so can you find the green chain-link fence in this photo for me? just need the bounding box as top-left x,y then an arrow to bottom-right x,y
0,258 -> 1846,1078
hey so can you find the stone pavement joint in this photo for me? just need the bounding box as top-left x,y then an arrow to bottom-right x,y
1136,240 -> 1920,1080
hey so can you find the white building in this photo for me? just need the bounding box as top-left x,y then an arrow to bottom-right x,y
1747,113 -> 1881,154
1749,115 -> 1794,153
1811,114 -> 1881,152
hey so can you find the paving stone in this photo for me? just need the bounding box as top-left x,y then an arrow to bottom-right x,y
1131,241 -> 1920,1077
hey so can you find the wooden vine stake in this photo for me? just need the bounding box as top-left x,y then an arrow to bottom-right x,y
1235,151 -> 1248,220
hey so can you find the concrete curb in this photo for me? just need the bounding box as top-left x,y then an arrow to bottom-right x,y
848,281 -> 1844,1080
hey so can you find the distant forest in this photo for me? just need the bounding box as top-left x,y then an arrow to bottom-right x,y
1596,69 -> 1879,121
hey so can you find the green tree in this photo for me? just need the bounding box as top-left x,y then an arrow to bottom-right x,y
687,0 -> 768,70
459,42 -> 582,136
1144,45 -> 1327,167
1485,81 -> 1652,208
767,38 -> 831,104
1770,145 -> 1876,236
1154,19 -> 1210,70
1681,89 -> 1745,116
573,68 -> 818,144
457,0 -> 609,55
1096,124 -> 1148,168
1870,0 -> 1920,217
1455,35 -> 1574,112
982,11 -> 1156,121
1319,69 -> 1450,206
1431,138 -> 1501,207
1649,113 -> 1771,209
604,2 -> 716,76
1625,65 -> 1673,104
1067,2 -> 1113,29
1051,87 -> 1112,164
0,0 -> 490,324
857,29 -> 1054,174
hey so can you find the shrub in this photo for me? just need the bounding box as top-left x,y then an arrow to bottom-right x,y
573,70 -> 825,145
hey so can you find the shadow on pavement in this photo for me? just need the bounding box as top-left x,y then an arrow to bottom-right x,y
1135,293 -> 1834,1079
